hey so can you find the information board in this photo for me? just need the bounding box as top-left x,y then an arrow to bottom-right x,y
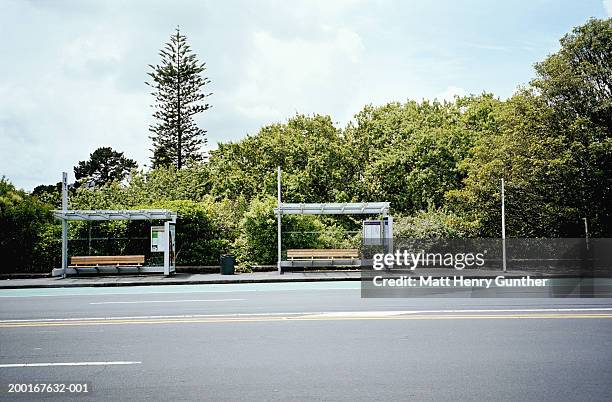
151,226 -> 165,252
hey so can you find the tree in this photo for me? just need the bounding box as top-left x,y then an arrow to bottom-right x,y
532,18 -> 612,132
74,147 -> 137,187
147,27 -> 212,169
446,90 -> 599,237
362,126 -> 473,213
207,114 -> 350,203
344,99 -> 474,212
31,182 -> 62,208
531,18 -> 612,236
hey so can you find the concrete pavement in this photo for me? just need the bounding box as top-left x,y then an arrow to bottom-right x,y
0,271 -> 361,289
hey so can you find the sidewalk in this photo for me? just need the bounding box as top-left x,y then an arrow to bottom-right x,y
0,268 -> 537,289
0,271 -> 362,289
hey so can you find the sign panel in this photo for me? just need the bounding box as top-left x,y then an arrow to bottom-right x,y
151,226 -> 165,252
363,220 -> 383,245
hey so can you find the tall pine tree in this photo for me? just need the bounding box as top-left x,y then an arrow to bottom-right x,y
147,27 -> 211,169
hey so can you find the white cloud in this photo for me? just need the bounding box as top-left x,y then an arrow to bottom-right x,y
436,86 -> 467,102
0,29 -> 149,188
60,29 -> 125,78
231,27 -> 364,122
604,0 -> 612,16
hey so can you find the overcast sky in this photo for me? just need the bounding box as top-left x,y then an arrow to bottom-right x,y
1,0 -> 610,190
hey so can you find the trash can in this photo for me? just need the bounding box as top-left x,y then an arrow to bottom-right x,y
220,254 -> 235,275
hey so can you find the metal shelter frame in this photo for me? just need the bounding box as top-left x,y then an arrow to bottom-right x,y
273,167 -> 391,273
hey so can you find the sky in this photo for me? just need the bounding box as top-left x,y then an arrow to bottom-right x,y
1,0 -> 610,190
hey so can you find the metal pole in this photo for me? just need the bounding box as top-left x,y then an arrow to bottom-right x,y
583,217 -> 589,250
277,166 -> 282,274
501,178 -> 507,272
61,172 -> 68,278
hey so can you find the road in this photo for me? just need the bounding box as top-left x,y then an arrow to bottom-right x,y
1,281 -> 611,401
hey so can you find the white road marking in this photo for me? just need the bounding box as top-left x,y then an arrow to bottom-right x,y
88,298 -> 245,305
0,288 -> 360,299
391,307 -> 612,314
0,290 -> 260,298
1,307 -> 612,324
303,308 -> 612,318
0,312 -> 310,323
306,311 -> 409,318
0,361 -> 141,368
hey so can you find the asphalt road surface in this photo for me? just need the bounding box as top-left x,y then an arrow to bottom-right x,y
1,281 -> 612,401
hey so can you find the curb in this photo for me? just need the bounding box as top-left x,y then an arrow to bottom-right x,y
0,272 -> 582,290
0,275 -> 361,289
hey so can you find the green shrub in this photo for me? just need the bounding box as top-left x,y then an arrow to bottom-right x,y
134,198 -> 243,266
32,222 -> 62,271
234,197 -> 358,266
0,178 -> 54,273
393,208 -> 471,239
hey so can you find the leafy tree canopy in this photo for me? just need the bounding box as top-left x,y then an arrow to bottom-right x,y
532,18 -> 612,133
74,147 -> 137,187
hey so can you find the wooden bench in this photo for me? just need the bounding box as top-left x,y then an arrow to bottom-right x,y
287,249 -> 359,261
70,255 -> 145,273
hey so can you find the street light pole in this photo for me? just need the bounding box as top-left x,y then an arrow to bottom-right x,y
501,178 -> 507,272
277,166 -> 282,275
61,172 -> 68,279
583,217 -> 589,250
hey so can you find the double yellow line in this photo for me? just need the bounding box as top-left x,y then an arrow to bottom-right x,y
2,313 -> 612,328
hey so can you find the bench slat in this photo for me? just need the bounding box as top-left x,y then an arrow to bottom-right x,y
70,255 -> 145,266
286,249 -> 359,260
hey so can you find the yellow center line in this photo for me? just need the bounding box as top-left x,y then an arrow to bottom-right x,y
1,313 -> 612,328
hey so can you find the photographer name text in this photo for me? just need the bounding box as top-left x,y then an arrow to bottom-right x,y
372,275 -> 549,288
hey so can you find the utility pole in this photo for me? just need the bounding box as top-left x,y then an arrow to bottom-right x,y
176,28 -> 182,170
583,217 -> 589,250
501,178 -> 507,272
277,166 -> 282,275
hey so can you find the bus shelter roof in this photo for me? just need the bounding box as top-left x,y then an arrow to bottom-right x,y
274,202 -> 390,216
53,209 -> 177,221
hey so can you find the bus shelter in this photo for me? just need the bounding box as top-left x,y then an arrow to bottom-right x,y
274,202 -> 392,273
273,167 -> 392,273
52,209 -> 177,277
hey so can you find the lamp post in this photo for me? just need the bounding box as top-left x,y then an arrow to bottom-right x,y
61,172 -> 68,278
277,166 -> 282,274
501,178 -> 507,272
